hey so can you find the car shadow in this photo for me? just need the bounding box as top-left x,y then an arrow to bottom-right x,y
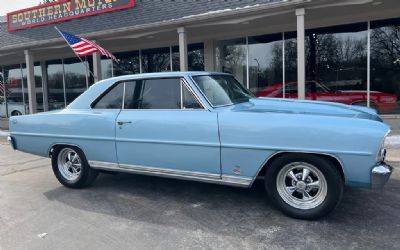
43,172 -> 400,247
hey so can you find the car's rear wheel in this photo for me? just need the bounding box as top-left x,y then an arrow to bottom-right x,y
265,154 -> 343,220
51,146 -> 98,189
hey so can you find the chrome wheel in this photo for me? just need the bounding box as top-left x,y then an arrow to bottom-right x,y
57,148 -> 82,182
276,162 -> 327,210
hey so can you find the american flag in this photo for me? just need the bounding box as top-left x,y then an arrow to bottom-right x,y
59,30 -> 118,63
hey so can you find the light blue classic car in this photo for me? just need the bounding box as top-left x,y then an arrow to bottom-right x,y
8,72 -> 393,219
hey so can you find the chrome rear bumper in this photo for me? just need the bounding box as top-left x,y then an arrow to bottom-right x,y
7,136 -> 16,150
371,163 -> 393,189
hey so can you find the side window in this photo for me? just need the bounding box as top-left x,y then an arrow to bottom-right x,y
94,83 -> 124,109
182,83 -> 202,109
124,80 -> 141,109
141,78 -> 181,109
121,78 -> 204,110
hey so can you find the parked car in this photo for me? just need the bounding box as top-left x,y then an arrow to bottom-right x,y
0,101 -> 26,117
8,72 -> 392,220
256,81 -> 398,113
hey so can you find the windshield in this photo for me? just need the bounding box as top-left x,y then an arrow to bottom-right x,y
192,75 -> 254,107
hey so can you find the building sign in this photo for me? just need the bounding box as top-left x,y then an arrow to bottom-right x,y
7,0 -> 135,32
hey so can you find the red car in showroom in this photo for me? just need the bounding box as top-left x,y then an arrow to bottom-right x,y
256,81 -> 398,113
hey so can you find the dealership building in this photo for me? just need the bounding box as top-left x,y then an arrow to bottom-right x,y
0,0 -> 400,122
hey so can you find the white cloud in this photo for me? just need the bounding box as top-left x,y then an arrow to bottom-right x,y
0,0 -> 40,16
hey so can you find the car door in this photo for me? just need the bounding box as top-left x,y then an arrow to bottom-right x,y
85,83 -> 125,165
115,77 -> 221,176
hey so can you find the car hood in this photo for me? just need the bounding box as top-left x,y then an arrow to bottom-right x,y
222,98 -> 382,122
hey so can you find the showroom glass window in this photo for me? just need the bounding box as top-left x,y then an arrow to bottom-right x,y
2,65 -> 26,116
21,65 -> 29,114
304,23 -> 368,104
46,60 -> 65,110
101,57 -> 113,79
64,57 -> 88,104
21,63 -> 44,113
33,63 -> 44,112
86,56 -> 94,86
248,33 -> 283,95
0,67 -> 3,107
216,38 -> 247,87
172,43 -> 205,71
142,47 -> 171,73
371,18 -> 400,114
113,51 -> 140,77
284,32 -> 298,88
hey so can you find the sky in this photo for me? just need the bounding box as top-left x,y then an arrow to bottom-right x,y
0,0 -> 40,16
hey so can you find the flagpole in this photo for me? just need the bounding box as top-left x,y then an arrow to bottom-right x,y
54,26 -> 96,81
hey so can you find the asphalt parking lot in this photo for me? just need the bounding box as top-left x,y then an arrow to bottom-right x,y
1,140 -> 400,250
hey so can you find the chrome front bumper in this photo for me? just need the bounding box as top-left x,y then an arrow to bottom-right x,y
371,163 -> 393,189
7,136 -> 16,150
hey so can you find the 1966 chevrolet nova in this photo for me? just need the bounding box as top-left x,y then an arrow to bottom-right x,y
7,72 -> 393,219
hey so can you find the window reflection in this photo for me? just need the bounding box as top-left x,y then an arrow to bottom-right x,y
216,38 -> 247,87
34,63 -> 44,112
1,65 -> 26,117
46,60 -> 65,111
248,33 -> 283,94
64,57 -> 88,105
114,51 -> 140,76
303,23 -> 368,108
140,78 -> 181,109
21,63 -> 44,113
284,32 -> 298,87
142,47 -> 171,73
172,44 -> 205,71
371,18 -> 400,114
101,58 -> 113,79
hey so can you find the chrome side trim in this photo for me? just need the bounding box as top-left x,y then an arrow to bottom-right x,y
114,138 -> 219,148
89,160 -> 119,170
181,78 -> 208,110
222,143 -> 372,156
88,160 -> 252,187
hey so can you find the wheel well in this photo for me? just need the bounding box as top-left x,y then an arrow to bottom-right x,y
257,152 -> 345,181
48,144 -> 83,158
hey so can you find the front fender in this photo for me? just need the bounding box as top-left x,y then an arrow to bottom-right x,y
217,111 -> 390,187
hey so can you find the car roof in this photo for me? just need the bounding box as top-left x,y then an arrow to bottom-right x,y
107,71 -> 232,82
67,71 -> 231,110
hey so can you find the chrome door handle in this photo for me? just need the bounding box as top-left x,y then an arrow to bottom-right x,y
117,121 -> 132,126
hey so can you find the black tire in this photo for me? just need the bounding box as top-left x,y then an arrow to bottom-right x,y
11,110 -> 22,116
265,153 -> 343,220
51,146 -> 98,189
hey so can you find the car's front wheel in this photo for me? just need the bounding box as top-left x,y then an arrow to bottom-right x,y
265,154 -> 343,220
51,146 -> 98,189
